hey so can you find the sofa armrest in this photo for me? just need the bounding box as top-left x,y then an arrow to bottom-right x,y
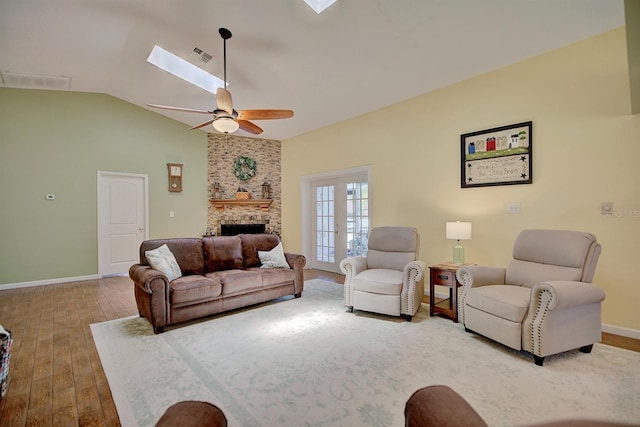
339,257 -> 368,308
339,256 -> 367,278
456,266 -> 506,324
456,266 -> 506,289
524,280 -> 606,358
129,264 -> 169,293
532,280 -> 606,311
284,252 -> 306,271
404,260 -> 426,284
285,252 -> 306,297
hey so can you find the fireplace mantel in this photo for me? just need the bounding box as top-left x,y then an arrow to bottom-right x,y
209,199 -> 273,212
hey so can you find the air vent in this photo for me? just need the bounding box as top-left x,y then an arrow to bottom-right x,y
193,47 -> 213,63
1,71 -> 71,89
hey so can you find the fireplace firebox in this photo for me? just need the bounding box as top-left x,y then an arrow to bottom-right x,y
220,224 -> 266,236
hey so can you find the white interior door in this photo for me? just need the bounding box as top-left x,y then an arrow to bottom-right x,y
97,171 -> 148,276
302,167 -> 370,274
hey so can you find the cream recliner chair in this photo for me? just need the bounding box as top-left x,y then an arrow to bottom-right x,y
456,229 -> 605,366
340,226 -> 426,321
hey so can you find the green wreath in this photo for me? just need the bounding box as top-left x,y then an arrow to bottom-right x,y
233,156 -> 257,181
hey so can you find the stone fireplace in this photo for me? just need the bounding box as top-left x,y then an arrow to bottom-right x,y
206,133 -> 282,237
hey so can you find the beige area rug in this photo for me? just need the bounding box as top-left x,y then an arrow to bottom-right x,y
91,279 -> 639,427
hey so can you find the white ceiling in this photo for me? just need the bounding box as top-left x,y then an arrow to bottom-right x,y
0,0 -> 625,140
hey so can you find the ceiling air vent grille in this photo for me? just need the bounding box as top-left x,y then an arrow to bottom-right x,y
193,47 -> 213,63
1,71 -> 71,89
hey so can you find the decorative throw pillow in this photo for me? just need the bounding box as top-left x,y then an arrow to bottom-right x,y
145,244 -> 182,281
258,242 -> 290,269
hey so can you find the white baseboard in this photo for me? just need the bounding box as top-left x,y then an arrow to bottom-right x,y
425,291 -> 640,340
0,274 -> 100,290
602,324 -> 640,340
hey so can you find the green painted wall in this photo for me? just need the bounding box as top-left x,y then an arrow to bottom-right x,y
0,89 -> 208,284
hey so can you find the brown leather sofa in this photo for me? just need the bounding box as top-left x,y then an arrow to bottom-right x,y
129,233 -> 306,333
404,385 -> 635,427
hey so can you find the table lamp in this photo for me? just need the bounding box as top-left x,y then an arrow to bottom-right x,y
446,221 -> 472,264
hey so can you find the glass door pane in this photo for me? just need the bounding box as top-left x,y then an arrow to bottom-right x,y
315,185 -> 335,264
346,181 -> 369,257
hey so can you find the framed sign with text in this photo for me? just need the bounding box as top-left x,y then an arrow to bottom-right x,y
460,121 -> 532,188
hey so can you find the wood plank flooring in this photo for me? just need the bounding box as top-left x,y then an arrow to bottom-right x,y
0,270 -> 636,426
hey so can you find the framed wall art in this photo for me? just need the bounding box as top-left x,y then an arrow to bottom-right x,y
460,121 -> 532,188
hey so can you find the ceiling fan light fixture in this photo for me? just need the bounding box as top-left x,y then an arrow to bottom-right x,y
213,117 -> 239,134
303,0 -> 338,14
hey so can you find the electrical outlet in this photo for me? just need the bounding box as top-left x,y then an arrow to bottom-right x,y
45,194 -> 55,200
169,211 -> 175,218
601,202 -> 613,215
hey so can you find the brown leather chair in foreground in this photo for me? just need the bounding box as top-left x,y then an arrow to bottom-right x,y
404,385 -> 635,427
156,401 -> 227,427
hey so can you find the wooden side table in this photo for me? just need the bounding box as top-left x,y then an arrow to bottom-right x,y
429,262 -> 473,322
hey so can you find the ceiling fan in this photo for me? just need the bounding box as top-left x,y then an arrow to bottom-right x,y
148,28 -> 294,135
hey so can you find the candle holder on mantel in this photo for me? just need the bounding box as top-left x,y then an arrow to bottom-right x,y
261,181 -> 272,199
213,182 -> 221,199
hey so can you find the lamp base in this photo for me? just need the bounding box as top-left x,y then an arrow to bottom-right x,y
452,242 -> 465,264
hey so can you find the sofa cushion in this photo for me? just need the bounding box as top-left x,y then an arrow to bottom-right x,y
203,236 -> 243,272
239,234 -> 280,268
207,270 -> 262,296
353,269 -> 403,296
145,244 -> 182,282
140,238 -> 204,276
466,285 -> 531,323
170,275 -> 222,305
253,267 -> 296,287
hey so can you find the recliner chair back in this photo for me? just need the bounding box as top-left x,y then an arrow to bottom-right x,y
505,229 -> 601,288
366,226 -> 418,271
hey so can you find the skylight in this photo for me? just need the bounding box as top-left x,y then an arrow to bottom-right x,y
303,0 -> 338,14
146,45 -> 225,95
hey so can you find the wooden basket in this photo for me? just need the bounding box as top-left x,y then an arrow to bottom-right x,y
235,192 -> 251,200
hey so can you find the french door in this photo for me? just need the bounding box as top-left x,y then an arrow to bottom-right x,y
304,167 -> 370,273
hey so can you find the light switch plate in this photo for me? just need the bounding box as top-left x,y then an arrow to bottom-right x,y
507,202 -> 521,214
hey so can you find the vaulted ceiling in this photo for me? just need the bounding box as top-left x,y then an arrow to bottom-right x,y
0,0 -> 625,140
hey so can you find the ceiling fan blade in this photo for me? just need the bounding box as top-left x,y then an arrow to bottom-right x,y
191,119 -> 215,130
216,88 -> 233,114
237,109 -> 294,120
237,119 -> 263,135
148,104 -> 212,114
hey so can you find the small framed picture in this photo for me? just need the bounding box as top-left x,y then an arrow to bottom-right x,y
460,121 -> 532,188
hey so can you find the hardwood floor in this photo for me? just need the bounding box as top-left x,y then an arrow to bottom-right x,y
0,270 -> 636,426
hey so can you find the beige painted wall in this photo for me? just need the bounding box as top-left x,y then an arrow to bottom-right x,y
281,28 -> 640,331
0,89 -> 208,284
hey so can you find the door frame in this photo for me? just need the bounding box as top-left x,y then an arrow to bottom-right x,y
97,171 -> 149,277
301,165 -> 372,272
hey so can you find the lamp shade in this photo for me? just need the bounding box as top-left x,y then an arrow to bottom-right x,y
446,221 -> 472,240
213,117 -> 239,134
